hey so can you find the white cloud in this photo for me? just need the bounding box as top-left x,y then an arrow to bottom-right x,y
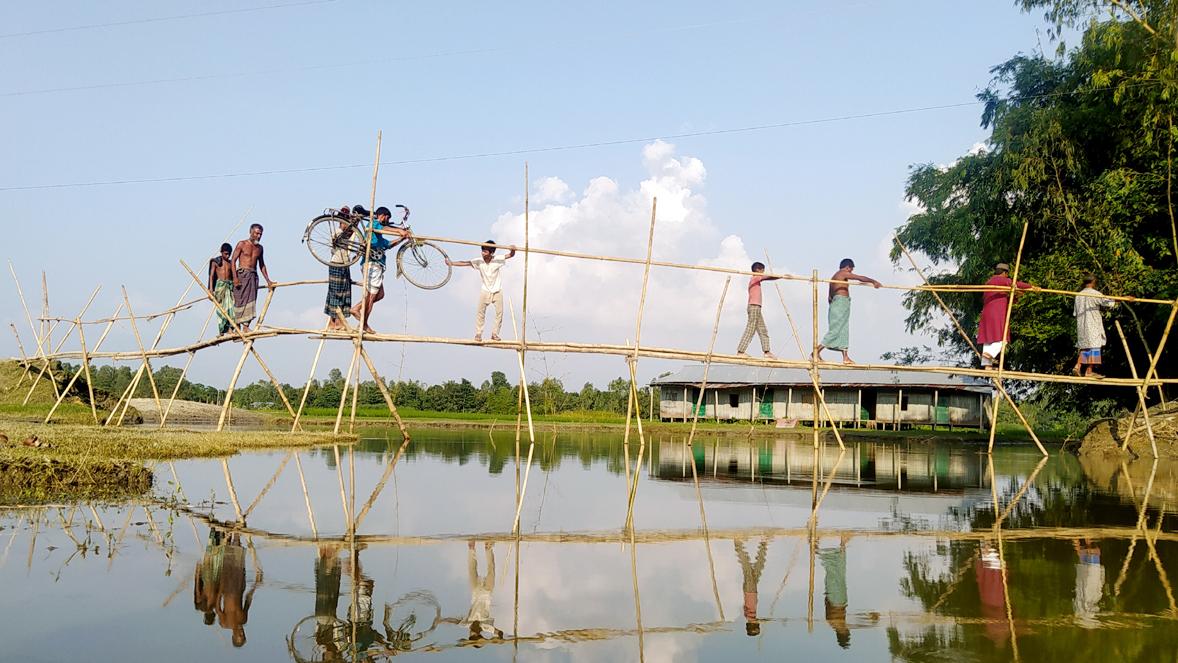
532,176 -> 573,206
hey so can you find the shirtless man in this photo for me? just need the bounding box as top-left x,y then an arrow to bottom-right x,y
814,258 -> 881,364
231,223 -> 274,332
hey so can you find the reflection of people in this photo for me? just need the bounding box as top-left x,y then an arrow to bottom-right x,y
819,536 -> 851,648
974,542 -> 1010,647
193,529 -> 225,626
216,534 -> 259,647
462,541 -> 502,642
735,537 -> 768,636
1072,538 -> 1103,628
315,544 -> 345,656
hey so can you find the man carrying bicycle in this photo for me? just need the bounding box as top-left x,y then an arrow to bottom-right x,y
350,205 -> 411,333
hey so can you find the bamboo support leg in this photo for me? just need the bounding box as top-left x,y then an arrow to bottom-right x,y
75,316 -> 99,423
293,452 -> 319,539
241,453 -> 292,519
352,433 -> 412,530
218,345 -> 252,431
24,287 -> 100,404
221,459 -> 244,522
9,323 -> 31,385
359,346 -> 410,442
121,286 -> 165,414
160,308 -> 215,428
508,301 -> 537,534
292,336 -> 328,432
44,302 -> 124,423
893,235 -> 1045,453
10,262 -> 62,400
333,345 -> 361,435
1116,321 -> 1157,457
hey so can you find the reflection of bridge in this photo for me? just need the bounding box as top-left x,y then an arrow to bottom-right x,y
2,450 -> 1174,662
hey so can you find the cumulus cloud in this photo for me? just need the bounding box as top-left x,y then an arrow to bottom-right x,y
464,141 -> 796,355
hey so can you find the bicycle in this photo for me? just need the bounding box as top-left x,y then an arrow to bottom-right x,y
302,204 -> 453,290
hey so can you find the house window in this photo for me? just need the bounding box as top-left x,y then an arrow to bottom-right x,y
729,393 -> 740,408
901,393 -> 910,410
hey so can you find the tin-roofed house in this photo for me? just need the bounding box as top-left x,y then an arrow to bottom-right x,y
650,365 -> 991,430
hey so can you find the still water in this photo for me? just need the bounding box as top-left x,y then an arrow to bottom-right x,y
0,429 -> 1175,662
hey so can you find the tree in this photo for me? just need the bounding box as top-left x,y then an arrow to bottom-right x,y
892,6 -> 1178,411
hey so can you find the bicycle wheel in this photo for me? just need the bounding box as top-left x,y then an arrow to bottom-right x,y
304,215 -> 365,268
395,241 -> 452,290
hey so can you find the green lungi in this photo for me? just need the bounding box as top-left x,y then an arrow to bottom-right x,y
821,295 -> 851,350
214,279 -> 236,334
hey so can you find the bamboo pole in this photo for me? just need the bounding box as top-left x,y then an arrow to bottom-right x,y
987,220 -> 1031,453
109,282 -> 198,425
509,301 -> 537,534
293,452 -> 319,539
811,270 -> 821,447
22,287 -> 100,404
1135,301 -> 1178,401
121,286 -> 164,415
43,302 -> 124,424
74,312 -> 98,423
221,459 -> 244,522
292,336 -> 328,432
41,272 -> 49,360
344,130 -> 382,439
628,525 -> 646,663
621,198 -> 658,530
987,455 -> 1020,662
893,235 -> 1045,454
1115,320 -> 1158,457
332,444 -> 352,528
241,453 -> 292,520
333,345 -> 361,435
358,345 -> 410,442
159,307 -> 216,428
411,233 -> 1171,304
1114,459 -> 1156,596
9,323 -> 31,385
178,260 -> 299,428
351,429 -> 412,530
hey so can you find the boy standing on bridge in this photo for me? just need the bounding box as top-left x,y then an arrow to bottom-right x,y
814,258 -> 880,364
208,243 -> 238,336
1072,275 -> 1126,378
736,262 -> 778,359
447,241 -> 517,342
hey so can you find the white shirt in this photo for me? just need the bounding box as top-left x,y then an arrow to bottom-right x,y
472,256 -> 508,293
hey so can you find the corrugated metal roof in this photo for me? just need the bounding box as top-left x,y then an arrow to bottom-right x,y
649,364 -> 990,392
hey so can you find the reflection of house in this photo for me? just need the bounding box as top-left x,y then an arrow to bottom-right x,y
654,438 -> 986,492
651,366 -> 991,430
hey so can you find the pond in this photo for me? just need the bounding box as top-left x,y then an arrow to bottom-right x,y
0,429 -> 1175,662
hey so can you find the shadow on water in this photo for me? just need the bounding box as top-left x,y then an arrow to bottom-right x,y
0,429 -> 1175,662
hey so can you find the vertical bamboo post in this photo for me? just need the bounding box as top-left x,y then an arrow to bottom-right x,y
811,270 -> 821,447
987,220 -> 1030,453
43,302 -> 124,423
512,165 -> 534,531
9,261 -> 62,399
333,345 -> 361,435
346,130 -> 382,437
121,286 -> 164,414
75,314 -> 98,423
621,198 -> 658,523
41,272 -> 49,358
1115,320 -> 1157,457
159,308 -> 216,428
509,301 -> 537,534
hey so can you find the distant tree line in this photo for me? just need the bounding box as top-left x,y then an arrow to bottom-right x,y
61,362 -> 657,416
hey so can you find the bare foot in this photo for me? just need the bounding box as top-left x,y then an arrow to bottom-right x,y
842,356 -> 855,365
1087,371 -> 1105,379
362,325 -> 375,334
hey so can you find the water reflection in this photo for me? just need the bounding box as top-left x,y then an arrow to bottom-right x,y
0,431 -> 1175,662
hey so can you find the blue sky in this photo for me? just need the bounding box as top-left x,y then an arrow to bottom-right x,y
0,1 -> 1059,390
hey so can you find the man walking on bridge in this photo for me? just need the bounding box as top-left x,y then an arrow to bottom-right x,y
231,224 -> 274,332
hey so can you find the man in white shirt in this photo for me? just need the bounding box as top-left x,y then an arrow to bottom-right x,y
447,240 -> 517,341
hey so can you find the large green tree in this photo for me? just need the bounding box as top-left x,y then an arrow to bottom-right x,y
892,1 -> 1178,409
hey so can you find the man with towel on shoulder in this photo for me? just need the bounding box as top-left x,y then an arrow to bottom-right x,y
231,223 -> 274,332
